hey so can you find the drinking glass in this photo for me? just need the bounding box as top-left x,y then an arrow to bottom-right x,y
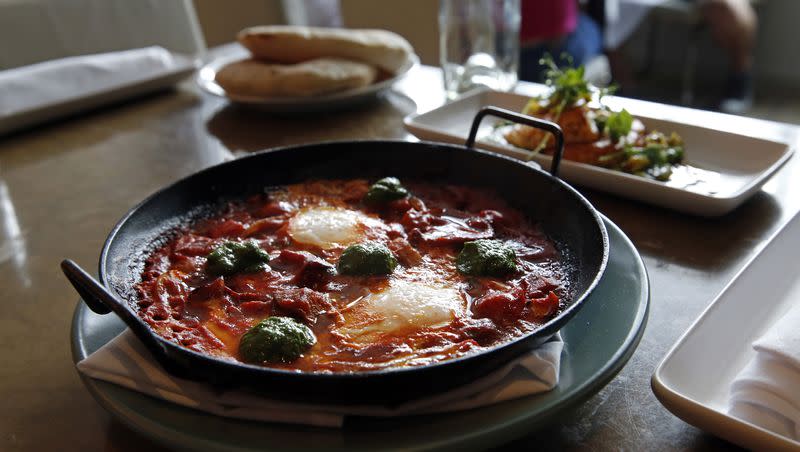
439,0 -> 520,100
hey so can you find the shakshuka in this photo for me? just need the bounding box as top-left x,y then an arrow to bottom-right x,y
135,178 -> 574,372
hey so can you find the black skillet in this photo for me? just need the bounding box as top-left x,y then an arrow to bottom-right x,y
62,107 -> 609,405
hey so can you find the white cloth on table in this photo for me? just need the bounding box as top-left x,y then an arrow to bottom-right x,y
0,0 -> 204,70
0,46 -> 177,117
77,329 -> 564,428
729,302 -> 800,441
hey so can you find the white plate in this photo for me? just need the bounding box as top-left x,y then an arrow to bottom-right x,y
403,89 -> 794,216
652,211 -> 800,451
197,48 -> 419,113
0,53 -> 198,136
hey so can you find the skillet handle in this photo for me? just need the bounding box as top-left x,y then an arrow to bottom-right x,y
466,106 -> 564,178
61,259 -> 112,315
60,259 -> 189,377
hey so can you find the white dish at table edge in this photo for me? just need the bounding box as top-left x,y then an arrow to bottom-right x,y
652,210 -> 800,451
197,49 -> 419,111
404,89 -> 793,217
0,53 -> 198,136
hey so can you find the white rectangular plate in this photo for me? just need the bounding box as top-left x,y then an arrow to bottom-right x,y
652,211 -> 800,451
403,89 -> 793,216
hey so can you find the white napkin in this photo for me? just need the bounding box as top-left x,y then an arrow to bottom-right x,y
77,329 -> 563,428
729,303 -> 800,441
0,46 -> 177,117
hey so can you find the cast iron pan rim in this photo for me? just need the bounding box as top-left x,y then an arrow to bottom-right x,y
98,139 -> 609,380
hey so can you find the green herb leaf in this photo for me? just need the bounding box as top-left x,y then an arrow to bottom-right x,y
605,109 -> 633,142
538,53 -> 593,113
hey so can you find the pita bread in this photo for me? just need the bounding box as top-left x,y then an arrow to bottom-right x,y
215,58 -> 378,98
238,25 -> 413,73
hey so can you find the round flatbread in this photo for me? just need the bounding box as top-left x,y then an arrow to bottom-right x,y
238,25 -> 413,74
215,58 -> 378,98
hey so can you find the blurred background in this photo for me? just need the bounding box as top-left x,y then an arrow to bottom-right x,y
197,0 -> 798,123
2,0 -> 798,123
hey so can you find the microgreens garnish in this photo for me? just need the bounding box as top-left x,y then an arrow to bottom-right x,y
605,109 -> 633,142
522,54 -> 618,159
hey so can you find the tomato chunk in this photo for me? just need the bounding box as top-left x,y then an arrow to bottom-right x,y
472,291 -> 524,323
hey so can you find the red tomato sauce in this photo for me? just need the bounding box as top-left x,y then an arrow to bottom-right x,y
135,179 -> 572,372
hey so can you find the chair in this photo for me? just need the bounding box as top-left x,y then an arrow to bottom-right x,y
638,0 -> 708,105
0,0 -> 206,70
635,0 -> 762,106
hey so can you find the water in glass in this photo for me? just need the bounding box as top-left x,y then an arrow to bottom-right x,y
439,0 -> 520,100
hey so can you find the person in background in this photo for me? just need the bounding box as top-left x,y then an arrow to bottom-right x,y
520,0 -> 757,114
518,0 -> 607,85
604,0 -> 758,113
699,0 -> 757,113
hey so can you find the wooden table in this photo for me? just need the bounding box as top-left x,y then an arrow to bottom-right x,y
2,50 -> 799,451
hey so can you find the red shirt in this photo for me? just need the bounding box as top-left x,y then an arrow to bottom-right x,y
520,0 -> 578,44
